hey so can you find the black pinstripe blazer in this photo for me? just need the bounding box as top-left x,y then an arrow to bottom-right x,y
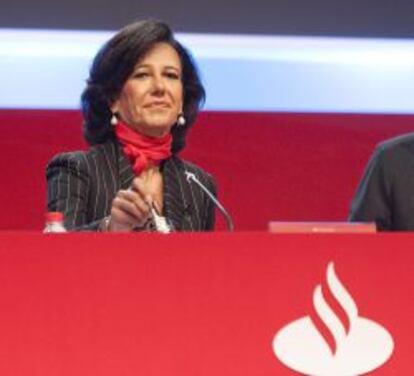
46,139 -> 216,231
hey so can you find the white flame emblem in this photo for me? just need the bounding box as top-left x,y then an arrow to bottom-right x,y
272,262 -> 394,375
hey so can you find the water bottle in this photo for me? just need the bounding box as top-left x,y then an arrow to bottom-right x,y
43,212 -> 67,233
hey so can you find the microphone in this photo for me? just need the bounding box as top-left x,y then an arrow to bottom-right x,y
185,171 -> 234,231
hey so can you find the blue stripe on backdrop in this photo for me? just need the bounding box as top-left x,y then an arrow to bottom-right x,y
0,29 -> 414,114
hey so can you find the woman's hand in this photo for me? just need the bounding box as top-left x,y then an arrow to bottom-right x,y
106,177 -> 152,232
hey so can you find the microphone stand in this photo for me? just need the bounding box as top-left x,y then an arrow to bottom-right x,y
185,171 -> 234,231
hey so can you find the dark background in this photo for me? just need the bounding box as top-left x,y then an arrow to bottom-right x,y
2,0 -> 414,38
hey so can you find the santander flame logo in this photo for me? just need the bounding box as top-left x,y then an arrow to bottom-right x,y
272,262 -> 394,375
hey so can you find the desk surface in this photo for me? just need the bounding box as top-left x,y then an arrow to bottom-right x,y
0,232 -> 411,375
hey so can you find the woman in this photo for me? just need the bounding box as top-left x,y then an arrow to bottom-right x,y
46,20 -> 216,232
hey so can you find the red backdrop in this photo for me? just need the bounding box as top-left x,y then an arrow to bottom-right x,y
1,109 -> 414,230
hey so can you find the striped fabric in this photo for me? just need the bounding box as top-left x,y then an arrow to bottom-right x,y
46,139 -> 216,231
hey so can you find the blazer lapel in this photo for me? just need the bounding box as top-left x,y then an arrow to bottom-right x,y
162,157 -> 193,231
116,142 -> 135,189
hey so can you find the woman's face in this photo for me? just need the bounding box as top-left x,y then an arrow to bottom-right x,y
112,42 -> 184,138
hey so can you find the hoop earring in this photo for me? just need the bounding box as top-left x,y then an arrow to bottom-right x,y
110,113 -> 118,126
177,113 -> 186,127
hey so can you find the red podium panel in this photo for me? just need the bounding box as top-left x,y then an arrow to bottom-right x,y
0,232 -> 412,375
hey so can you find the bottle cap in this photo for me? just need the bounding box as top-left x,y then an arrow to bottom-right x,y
45,211 -> 64,222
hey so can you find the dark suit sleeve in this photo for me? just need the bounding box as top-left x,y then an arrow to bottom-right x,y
46,152 -> 101,231
349,146 -> 393,231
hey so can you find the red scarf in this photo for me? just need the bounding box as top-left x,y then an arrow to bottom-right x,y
114,121 -> 172,176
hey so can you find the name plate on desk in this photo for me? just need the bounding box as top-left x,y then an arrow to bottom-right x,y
268,221 -> 376,233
